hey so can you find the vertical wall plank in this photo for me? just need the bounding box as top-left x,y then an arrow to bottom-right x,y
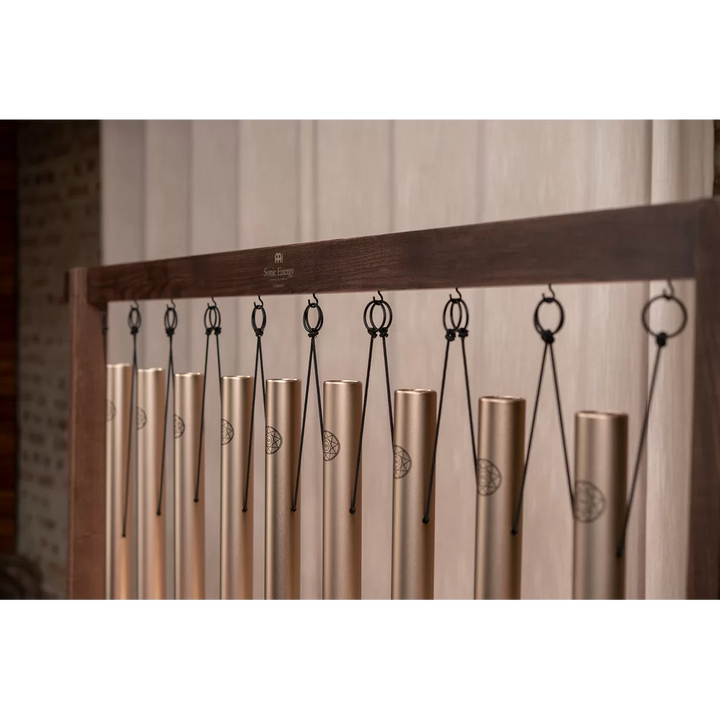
392,120 -> 480,599
101,121 -> 145,363
314,120 -> 392,598
477,121 -> 593,598
145,120 -> 192,597
646,120 -> 713,598
237,121 -> 302,597
191,121 -> 239,598
101,121 -> 146,599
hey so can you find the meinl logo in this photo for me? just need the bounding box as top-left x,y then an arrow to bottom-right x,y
275,252 -> 283,264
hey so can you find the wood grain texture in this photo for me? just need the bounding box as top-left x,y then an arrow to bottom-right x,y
83,200 -> 700,305
687,198 -> 720,599
67,268 -> 106,599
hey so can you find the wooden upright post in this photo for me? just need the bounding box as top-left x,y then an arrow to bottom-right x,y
67,268 -> 106,599
687,199 -> 720,599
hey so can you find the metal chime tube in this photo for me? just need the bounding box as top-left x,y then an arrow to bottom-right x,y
137,368 -> 167,600
323,380 -> 362,600
220,375 -> 254,600
105,363 -> 133,600
392,389 -> 437,600
265,379 -> 302,599
572,411 -> 628,600
174,372 -> 205,600
474,396 -> 526,600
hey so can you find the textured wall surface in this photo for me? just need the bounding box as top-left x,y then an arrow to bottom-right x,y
0,121 -> 17,556
102,120 -> 713,599
17,121 -> 100,598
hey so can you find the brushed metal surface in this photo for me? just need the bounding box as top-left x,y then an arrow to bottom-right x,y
105,363 -> 133,600
221,375 -> 254,600
174,372 -> 205,599
323,380 -> 362,599
137,368 -> 167,600
573,411 -> 628,600
265,378 -> 302,599
474,396 -> 526,599
392,389 -> 437,600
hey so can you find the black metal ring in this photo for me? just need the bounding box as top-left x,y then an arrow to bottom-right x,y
363,298 -> 387,335
641,292 -> 688,340
533,296 -> 565,336
164,301 -> 178,333
204,302 -> 221,331
251,298 -> 267,334
303,295 -> 323,335
443,295 -> 468,333
128,303 -> 142,332
377,292 -> 393,332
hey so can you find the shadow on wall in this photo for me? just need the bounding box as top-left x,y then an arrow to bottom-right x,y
0,555 -> 46,599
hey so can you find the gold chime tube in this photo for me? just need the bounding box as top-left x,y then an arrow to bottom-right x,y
137,368 -> 167,600
322,380 -> 363,600
174,372 -> 205,600
474,396 -> 526,600
572,411 -> 628,600
391,389 -> 437,600
265,378 -> 302,600
105,363 -> 133,600
220,375 -> 254,600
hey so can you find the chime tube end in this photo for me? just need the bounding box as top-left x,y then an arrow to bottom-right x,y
392,388 -> 437,600
221,374 -> 254,599
572,410 -> 628,600
474,395 -> 526,600
323,380 -> 363,600
265,378 -> 302,599
137,367 -> 167,600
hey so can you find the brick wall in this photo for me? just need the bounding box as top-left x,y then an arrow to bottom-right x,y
0,121 -> 17,556
17,121 -> 100,598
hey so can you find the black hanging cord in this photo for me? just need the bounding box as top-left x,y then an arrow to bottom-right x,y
291,294 -> 324,513
616,281 -> 687,558
156,300 -> 178,516
512,285 -> 573,534
243,297 -> 267,513
122,301 -> 141,538
194,299 -> 222,503
423,290 -> 475,524
350,292 -> 394,514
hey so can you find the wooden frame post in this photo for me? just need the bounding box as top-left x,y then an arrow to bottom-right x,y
67,268 -> 106,599
687,199 -> 720,599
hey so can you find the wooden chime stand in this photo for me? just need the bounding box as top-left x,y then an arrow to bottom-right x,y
65,198 -> 720,599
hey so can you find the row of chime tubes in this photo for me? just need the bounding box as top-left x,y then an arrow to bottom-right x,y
106,364 -> 626,600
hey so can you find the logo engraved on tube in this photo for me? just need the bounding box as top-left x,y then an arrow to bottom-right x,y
573,481 -> 606,523
106,400 -> 116,422
476,458 -> 502,496
393,445 -> 412,479
173,414 -> 185,439
221,419 -> 234,445
322,430 -> 340,461
275,252 -> 283,264
136,407 -> 147,430
266,426 -> 282,454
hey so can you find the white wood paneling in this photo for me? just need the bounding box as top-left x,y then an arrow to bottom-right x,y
315,120 -> 393,598
237,120 -> 303,598
145,120 -> 192,598
190,121 -> 239,598
392,120 -> 480,599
